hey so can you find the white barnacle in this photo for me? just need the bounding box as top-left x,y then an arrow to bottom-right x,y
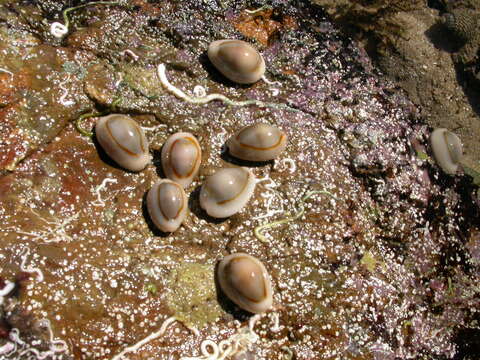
50,22 -> 68,38
193,85 -> 207,98
274,158 -> 296,174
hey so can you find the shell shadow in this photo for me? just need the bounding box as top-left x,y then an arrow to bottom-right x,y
187,185 -> 228,225
198,51 -> 252,89
214,261 -> 255,322
452,63 -> 480,118
424,21 -> 463,53
141,191 -> 171,238
151,148 -> 166,179
220,144 -> 274,168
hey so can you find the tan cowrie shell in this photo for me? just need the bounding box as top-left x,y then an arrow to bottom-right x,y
430,128 -> 463,175
227,123 -> 287,162
217,253 -> 273,314
147,179 -> 187,233
207,39 -> 266,84
161,132 -> 201,188
95,114 -> 149,172
200,167 -> 255,218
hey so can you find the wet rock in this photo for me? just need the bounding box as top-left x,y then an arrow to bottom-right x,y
0,0 -> 478,359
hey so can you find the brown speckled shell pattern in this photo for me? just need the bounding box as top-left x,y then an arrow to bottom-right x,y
443,8 -> 479,42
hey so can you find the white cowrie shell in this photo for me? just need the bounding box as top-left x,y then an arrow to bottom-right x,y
207,39 -> 266,84
227,123 -> 287,162
161,132 -> 202,188
430,128 -> 463,175
217,253 -> 273,314
147,179 -> 188,233
95,114 -> 149,172
200,167 -> 256,218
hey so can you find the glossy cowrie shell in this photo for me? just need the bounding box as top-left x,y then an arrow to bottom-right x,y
208,39 -> 265,84
217,253 -> 273,314
147,179 -> 188,233
95,114 -> 149,172
161,132 -> 201,188
227,123 -> 287,162
430,128 -> 463,175
199,167 -> 255,218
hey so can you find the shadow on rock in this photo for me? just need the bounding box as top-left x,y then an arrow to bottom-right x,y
425,21 -> 464,53
198,51 -> 252,89
92,131 -> 131,173
151,148 -> 166,179
220,145 -> 274,168
453,62 -> 480,118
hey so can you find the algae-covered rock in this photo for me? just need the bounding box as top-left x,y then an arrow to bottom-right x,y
166,263 -> 223,328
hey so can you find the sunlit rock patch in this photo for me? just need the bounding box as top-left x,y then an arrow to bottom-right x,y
0,0 -> 478,359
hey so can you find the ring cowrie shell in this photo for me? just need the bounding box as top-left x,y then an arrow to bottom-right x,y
161,132 -> 201,188
207,39 -> 266,84
227,123 -> 287,162
217,253 -> 273,314
200,167 -> 256,218
95,114 -> 149,172
147,179 -> 188,233
430,128 -> 463,175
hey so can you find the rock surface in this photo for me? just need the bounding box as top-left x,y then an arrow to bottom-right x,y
313,0 -> 480,178
0,1 -> 478,359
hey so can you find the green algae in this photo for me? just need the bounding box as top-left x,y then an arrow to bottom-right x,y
166,263 -> 222,329
122,64 -> 165,100
360,250 -> 377,272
